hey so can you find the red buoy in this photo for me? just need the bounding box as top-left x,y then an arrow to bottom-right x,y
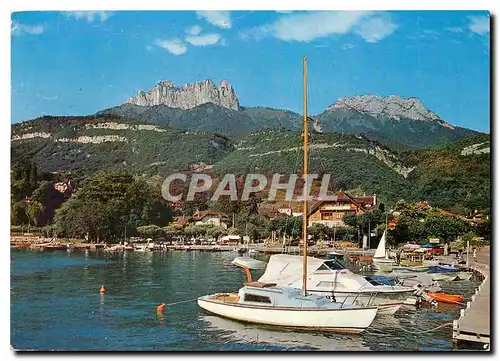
100,285 -> 106,294
157,303 -> 165,313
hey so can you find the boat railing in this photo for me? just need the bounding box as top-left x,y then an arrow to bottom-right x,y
339,292 -> 380,309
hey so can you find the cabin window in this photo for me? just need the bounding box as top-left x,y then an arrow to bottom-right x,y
365,277 -> 383,286
244,294 -> 272,303
323,260 -> 346,270
317,263 -> 331,271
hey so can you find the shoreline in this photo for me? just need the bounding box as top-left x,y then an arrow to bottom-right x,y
10,234 -> 373,255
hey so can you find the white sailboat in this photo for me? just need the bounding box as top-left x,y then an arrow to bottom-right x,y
197,57 -> 379,333
372,230 -> 395,272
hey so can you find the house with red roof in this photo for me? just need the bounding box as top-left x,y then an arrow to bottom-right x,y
308,192 -> 378,228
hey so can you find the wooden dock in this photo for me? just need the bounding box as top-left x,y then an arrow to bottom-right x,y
451,248 -> 490,350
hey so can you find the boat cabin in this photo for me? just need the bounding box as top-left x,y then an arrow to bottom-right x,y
235,285 -> 336,308
258,254 -> 409,294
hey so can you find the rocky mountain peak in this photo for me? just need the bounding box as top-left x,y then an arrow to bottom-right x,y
327,94 -> 441,122
125,79 -> 240,111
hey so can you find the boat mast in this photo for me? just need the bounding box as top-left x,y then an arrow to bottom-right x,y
302,56 -> 309,297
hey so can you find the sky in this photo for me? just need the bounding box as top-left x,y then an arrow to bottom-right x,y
11,10 -> 490,132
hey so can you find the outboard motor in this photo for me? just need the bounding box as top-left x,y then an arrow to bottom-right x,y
413,283 -> 438,307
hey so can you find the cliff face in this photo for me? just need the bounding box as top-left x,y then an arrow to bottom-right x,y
125,79 -> 240,111
327,94 -> 440,122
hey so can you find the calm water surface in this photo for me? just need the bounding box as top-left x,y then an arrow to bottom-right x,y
11,249 -> 481,351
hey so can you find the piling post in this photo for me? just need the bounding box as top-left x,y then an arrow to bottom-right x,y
466,240 -> 470,267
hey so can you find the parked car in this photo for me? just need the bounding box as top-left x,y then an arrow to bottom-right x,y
426,246 -> 445,255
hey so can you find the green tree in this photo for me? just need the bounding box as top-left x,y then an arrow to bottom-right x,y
25,200 -> 43,227
476,219 -> 490,240
342,213 -> 358,228
137,225 -> 163,239
308,223 -> 329,241
53,171 -> 172,242
11,201 -> 28,225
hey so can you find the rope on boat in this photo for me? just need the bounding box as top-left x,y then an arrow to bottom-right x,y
164,298 -> 198,307
398,322 -> 454,335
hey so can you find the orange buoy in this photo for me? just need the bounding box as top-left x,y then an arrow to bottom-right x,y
157,303 -> 165,313
427,292 -> 464,304
100,285 -> 106,294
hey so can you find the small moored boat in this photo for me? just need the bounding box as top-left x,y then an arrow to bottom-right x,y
198,282 -> 378,333
426,292 -> 464,304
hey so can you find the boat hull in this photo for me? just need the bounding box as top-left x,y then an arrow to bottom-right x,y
198,295 -> 378,334
430,273 -> 459,281
426,292 -> 464,304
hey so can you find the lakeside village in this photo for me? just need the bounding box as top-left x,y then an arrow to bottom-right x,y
11,168 -> 490,258
11,166 -> 491,347
11,170 -> 492,347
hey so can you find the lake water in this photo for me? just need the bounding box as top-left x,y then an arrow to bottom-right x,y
10,249 -> 481,351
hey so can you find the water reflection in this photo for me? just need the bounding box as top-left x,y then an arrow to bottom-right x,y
157,312 -> 165,327
200,315 -> 371,351
99,293 -> 106,325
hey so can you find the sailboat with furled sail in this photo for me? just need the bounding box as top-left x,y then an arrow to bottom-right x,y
197,57 -> 379,333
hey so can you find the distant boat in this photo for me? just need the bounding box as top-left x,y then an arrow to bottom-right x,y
134,244 -> 151,252
42,244 -> 67,251
372,231 -> 394,271
104,245 -> 125,252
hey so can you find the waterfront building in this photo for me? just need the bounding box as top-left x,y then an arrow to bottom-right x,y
308,192 -> 378,228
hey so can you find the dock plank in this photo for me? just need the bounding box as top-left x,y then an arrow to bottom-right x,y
457,278 -> 490,335
451,247 -> 490,347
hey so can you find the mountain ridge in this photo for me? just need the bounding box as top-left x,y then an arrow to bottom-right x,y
11,116 -> 490,211
98,97 -> 481,149
327,94 -> 442,122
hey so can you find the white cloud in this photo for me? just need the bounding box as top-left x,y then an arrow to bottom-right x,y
276,11 -> 294,14
186,25 -> 202,36
445,26 -> 463,34
271,11 -> 372,42
154,38 -> 188,55
342,43 -> 355,50
196,11 -> 231,29
355,15 -> 397,43
185,33 -> 221,46
468,15 -> 489,35
11,21 -> 44,36
241,11 -> 396,44
66,11 -> 111,23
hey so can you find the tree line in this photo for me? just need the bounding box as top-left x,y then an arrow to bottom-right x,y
11,162 -> 489,246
